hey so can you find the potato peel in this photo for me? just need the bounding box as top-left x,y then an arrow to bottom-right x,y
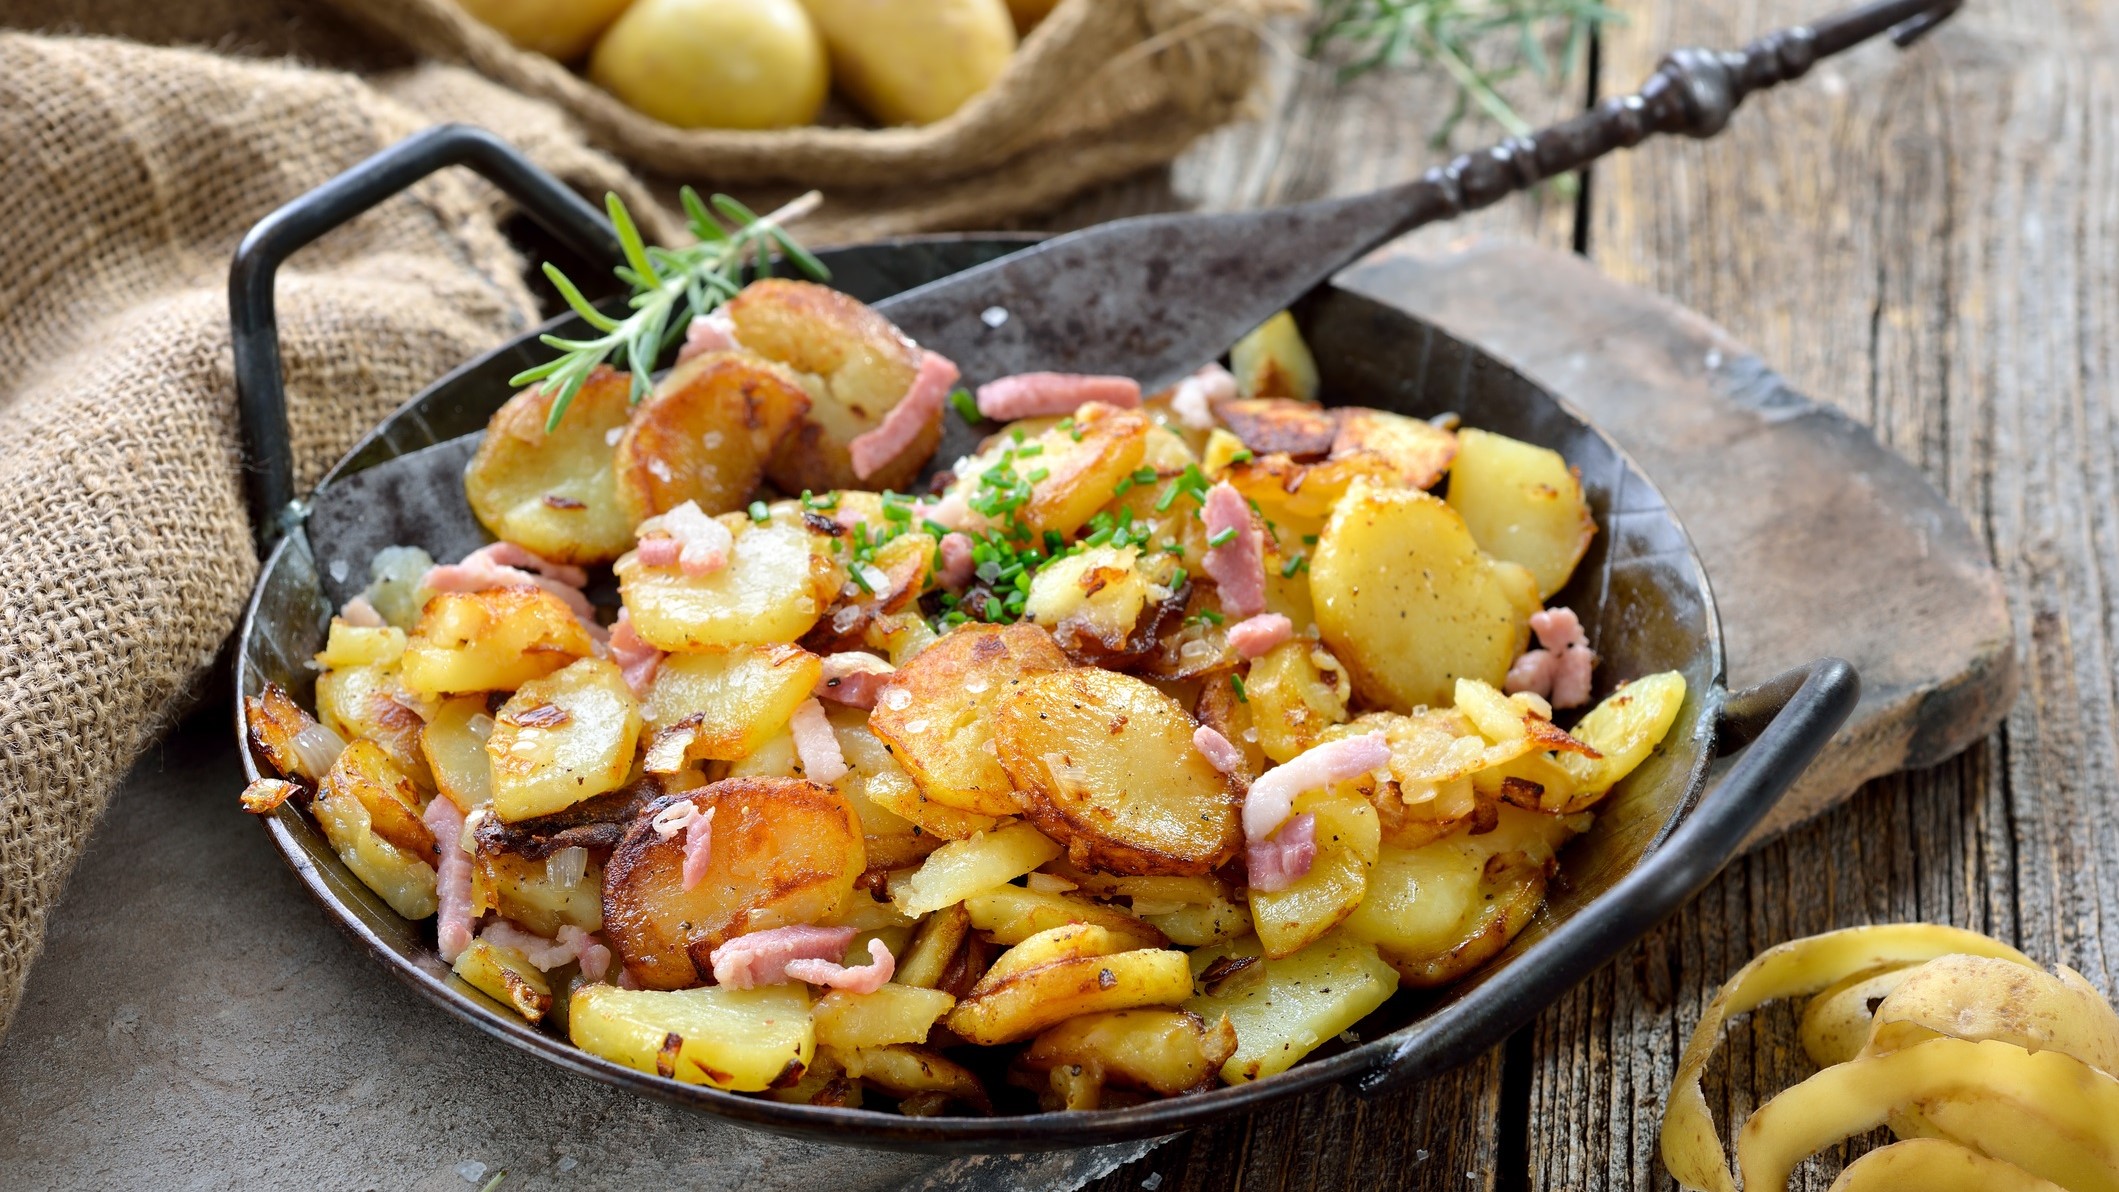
1826,1138 -> 2069,1192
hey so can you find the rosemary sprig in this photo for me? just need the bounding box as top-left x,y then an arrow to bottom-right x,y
1308,0 -> 1618,146
510,188 -> 830,431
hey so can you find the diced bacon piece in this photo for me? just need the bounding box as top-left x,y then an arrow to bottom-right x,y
975,372 -> 1143,420
676,310 -> 740,363
816,652 -> 895,709
608,610 -> 664,700
1242,730 -> 1389,843
636,501 -> 734,578
1227,613 -> 1293,659
651,799 -> 700,839
481,920 -> 581,970
784,938 -> 896,994
934,531 -> 977,591
422,543 -> 596,624
473,542 -> 590,590
1193,725 -> 1245,776
788,698 -> 848,784
850,351 -> 960,480
339,596 -> 385,628
709,924 -> 860,989
1505,606 -> 1598,709
649,799 -> 716,891
424,797 -> 475,963
1169,363 -> 1237,430
1202,482 -> 1267,618
560,926 -> 614,983
617,968 -> 643,990
1246,812 -> 1317,893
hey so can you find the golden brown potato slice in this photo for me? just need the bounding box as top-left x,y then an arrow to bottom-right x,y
811,985 -> 956,1052
310,746 -> 438,920
452,938 -> 553,1023
1311,480 -> 1541,711
469,844 -> 603,935
1018,1009 -> 1238,1108
245,681 -> 338,786
1445,427 -> 1597,600
569,982 -> 814,1091
1216,399 -> 1337,458
487,657 -> 643,823
1242,638 -> 1352,764
614,351 -> 811,521
399,588 -> 596,698
601,777 -> 865,989
1229,310 -> 1319,401
889,822 -> 1060,918
1194,672 -> 1265,779
1219,451 -> 1399,545
868,622 -> 1069,818
315,661 -> 434,791
944,924 -> 1194,1045
837,1045 -> 993,1115
962,885 -> 1167,949
313,619 -> 407,670
1183,931 -> 1398,1083
1331,407 -> 1457,491
1023,545 -> 1187,665
940,404 -> 1155,539
726,279 -> 933,494
1553,671 -> 1688,800
993,667 -> 1242,876
640,645 -> 821,766
320,737 -> 435,860
616,520 -> 837,652
896,904 -> 973,990
421,696 -> 496,813
464,366 -> 637,566
1247,785 -> 1379,958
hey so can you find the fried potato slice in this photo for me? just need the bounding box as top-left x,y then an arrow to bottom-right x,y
315,660 -> 434,791
1183,930 -> 1399,1083
464,366 -> 637,566
487,657 -> 642,822
891,822 -> 1060,919
641,645 -> 821,767
421,695 -> 495,813
726,278 -> 932,494
868,622 -> 1069,818
452,938 -> 553,1023
941,404 -> 1154,538
311,745 -> 438,920
399,587 -> 595,698
1243,638 -> 1351,765
246,681 -> 339,786
962,885 -> 1167,949
601,778 -> 865,989
1219,451 -> 1399,545
896,904 -> 972,990
1445,427 -> 1596,601
994,667 -> 1242,876
1555,671 -> 1688,801
1311,480 -> 1541,711
615,351 -> 811,521
1330,407 -> 1457,490
468,842 -> 602,935
616,519 -> 835,652
1216,399 -> 1337,458
1248,784 -> 1378,959
320,738 -> 435,859
837,1044 -> 992,1115
1024,545 -> 1185,665
570,981 -> 813,1092
1019,1009 -> 1239,1109
1229,310 -> 1319,401
314,619 -> 406,670
812,985 -> 956,1052
945,924 -> 1194,1045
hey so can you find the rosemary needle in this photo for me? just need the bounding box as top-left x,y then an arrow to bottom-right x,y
511,188 -> 831,432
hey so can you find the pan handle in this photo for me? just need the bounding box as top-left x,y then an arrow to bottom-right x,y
228,124 -> 621,552
1352,656 -> 1860,1096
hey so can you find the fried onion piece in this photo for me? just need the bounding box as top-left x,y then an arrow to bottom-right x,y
1660,924 -> 2036,1192
1826,1138 -> 2067,1192
1733,1038 -> 2119,1192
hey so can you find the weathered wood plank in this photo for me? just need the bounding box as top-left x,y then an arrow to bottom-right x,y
1528,0 -> 2119,1188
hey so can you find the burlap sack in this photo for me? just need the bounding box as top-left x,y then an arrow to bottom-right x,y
324,0 -> 1294,240
0,32 -> 670,1035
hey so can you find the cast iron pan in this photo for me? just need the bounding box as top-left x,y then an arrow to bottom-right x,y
230,133 -> 1858,1152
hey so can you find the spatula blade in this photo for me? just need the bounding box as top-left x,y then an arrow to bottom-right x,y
306,434 -> 487,607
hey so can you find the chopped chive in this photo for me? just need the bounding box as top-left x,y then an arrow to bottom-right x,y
1015,442 -> 1044,458
1027,467 -> 1050,483
1207,527 -> 1238,548
1153,481 -> 1181,513
748,500 -> 769,523
1131,466 -> 1159,485
1200,608 -> 1225,625
1230,674 -> 1248,702
1302,534 -> 1320,545
1162,541 -> 1185,555
1170,566 -> 1189,587
923,519 -> 950,538
1281,554 -> 1306,577
948,388 -> 982,423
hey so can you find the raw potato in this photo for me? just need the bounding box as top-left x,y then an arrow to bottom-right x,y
569,982 -> 814,1091
1310,480 -> 1541,711
1184,930 -> 1399,1083
726,279 -> 931,493
400,588 -> 595,697
589,0 -> 829,130
868,622 -> 1069,818
487,658 -> 643,823
1230,311 -> 1320,401
457,0 -> 632,59
601,779 -> 865,989
464,366 -> 636,565
1019,1009 -> 1239,1108
421,696 -> 496,813
811,985 -> 956,1051
963,885 -> 1167,949
310,755 -> 438,921
891,822 -> 1061,919
452,938 -> 553,1023
945,924 -> 1194,1044
994,668 -> 1243,876
1247,785 -> 1378,958
1242,639 -> 1351,764
1445,427 -> 1597,600
315,661 -> 433,791
1557,672 -> 1689,798
641,645 -> 821,765
616,520 -> 835,651
798,0 -> 1016,126
615,352 -> 811,522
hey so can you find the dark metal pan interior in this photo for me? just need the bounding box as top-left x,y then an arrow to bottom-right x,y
236,236 -> 1723,1152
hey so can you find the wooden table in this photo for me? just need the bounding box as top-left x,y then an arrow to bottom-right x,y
1040,2 -> 2119,1188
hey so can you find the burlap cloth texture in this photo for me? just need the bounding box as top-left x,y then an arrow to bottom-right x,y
0,0 -> 1283,1037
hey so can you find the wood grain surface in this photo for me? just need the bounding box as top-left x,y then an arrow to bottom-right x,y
1069,2 -> 2117,1189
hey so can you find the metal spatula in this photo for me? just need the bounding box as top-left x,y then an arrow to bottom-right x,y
231,0 -> 1959,567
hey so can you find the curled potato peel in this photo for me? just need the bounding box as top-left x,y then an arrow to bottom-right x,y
1827,1138 -> 2068,1192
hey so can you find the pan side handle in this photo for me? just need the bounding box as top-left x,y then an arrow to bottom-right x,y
1351,657 -> 1860,1096
228,124 -> 621,553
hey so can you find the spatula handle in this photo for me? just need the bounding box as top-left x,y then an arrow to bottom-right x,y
1388,0 -> 1962,235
